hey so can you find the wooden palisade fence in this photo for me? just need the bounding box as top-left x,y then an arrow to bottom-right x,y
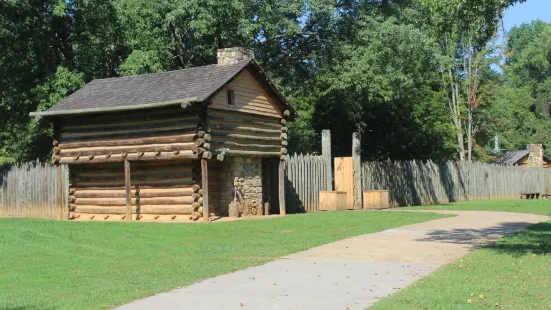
284,153 -> 329,212
2,159 -> 551,218
0,162 -> 68,219
362,160 -> 551,207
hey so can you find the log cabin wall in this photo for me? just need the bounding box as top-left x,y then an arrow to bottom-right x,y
55,106 -> 207,220
205,68 -> 287,216
54,106 -> 201,164
208,68 -> 287,158
69,161 -> 202,219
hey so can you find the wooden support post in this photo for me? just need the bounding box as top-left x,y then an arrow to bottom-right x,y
279,159 -> 286,215
352,132 -> 362,210
124,160 -> 132,221
322,130 -> 332,191
201,159 -> 209,222
61,164 -> 69,220
56,165 -> 63,220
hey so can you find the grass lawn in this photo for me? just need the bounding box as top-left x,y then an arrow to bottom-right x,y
0,211 -> 449,310
398,199 -> 551,215
371,219 -> 551,310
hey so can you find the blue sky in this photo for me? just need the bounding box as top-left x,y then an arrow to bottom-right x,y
503,0 -> 551,31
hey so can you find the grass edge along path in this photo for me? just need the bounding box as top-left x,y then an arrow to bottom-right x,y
397,199 -> 551,216
371,219 -> 551,310
0,211 -> 449,310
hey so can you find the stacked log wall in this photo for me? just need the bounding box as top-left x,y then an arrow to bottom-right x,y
54,107 -> 201,165
69,161 -> 202,219
208,68 -> 287,158
207,109 -> 286,158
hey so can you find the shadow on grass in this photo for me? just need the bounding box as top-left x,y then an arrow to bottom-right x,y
486,222 -> 551,256
415,221 -> 551,254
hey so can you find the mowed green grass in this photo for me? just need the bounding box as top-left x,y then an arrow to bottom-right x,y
0,211 -> 448,310
398,198 -> 551,215
371,219 -> 551,310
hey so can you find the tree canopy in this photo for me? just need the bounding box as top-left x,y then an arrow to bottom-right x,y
1,0 -> 548,164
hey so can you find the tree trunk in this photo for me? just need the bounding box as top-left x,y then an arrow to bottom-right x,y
467,108 -> 473,162
457,131 -> 465,161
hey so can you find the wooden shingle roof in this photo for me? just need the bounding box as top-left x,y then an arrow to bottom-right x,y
496,150 -> 530,165
30,59 -> 295,118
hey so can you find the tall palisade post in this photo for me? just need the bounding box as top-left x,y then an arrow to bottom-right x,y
322,130 -> 332,191
352,132 -> 362,210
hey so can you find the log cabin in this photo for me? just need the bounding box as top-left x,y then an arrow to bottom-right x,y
30,47 -> 296,222
496,144 -> 551,169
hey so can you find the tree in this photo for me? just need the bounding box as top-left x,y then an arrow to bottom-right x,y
311,13 -> 456,159
483,20 -> 551,158
417,0 -> 522,161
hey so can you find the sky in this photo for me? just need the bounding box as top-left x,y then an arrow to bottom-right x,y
502,0 -> 551,31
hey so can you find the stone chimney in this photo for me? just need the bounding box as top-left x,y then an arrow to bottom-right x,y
527,144 -> 544,167
217,47 -> 254,65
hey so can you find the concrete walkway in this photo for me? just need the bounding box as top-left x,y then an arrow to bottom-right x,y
117,211 -> 549,310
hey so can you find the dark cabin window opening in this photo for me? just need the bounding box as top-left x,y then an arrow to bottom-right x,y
227,89 -> 235,106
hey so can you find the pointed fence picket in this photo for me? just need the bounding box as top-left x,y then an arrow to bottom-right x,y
362,160 -> 551,207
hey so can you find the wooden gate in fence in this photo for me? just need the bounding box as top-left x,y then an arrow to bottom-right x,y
334,157 -> 354,209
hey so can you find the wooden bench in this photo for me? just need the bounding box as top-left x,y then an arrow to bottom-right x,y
520,193 -> 540,199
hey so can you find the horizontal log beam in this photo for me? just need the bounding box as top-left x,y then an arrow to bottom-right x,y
60,152 -> 198,164
62,116 -> 199,133
60,143 -> 195,157
73,190 -> 195,198
71,185 -> 199,191
209,132 -> 281,142
210,140 -> 281,150
61,107 -> 200,125
72,167 -> 194,178
73,173 -> 195,182
61,127 -> 196,142
59,134 -> 195,149
208,123 -> 280,134
75,175 -> 192,184
208,114 -> 280,128
73,180 -> 196,188
74,197 -> 196,206
222,150 -> 281,157
72,205 -> 195,215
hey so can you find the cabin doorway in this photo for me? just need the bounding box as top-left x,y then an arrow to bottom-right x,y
262,158 -> 280,214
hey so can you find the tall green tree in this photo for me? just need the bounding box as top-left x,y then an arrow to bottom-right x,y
481,20 -> 551,158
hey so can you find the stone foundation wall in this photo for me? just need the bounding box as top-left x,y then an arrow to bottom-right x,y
219,157 -> 263,216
